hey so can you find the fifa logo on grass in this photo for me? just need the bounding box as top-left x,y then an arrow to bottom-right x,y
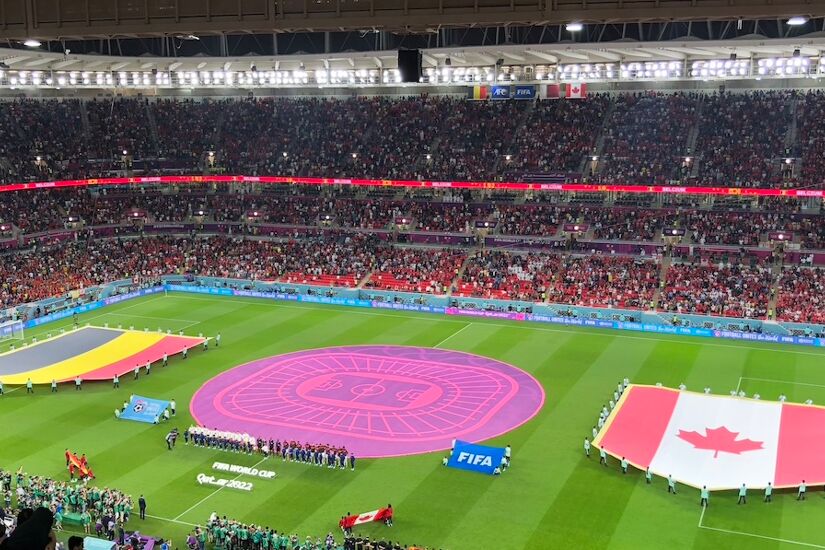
456,451 -> 494,467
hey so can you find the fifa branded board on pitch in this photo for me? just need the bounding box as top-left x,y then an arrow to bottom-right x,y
447,440 -> 506,475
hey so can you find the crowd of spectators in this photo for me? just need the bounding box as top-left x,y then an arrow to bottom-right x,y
659,258 -> 773,319
548,256 -> 660,309
797,90 -> 825,188
85,98 -> 155,160
365,247 -> 465,294
0,92 -> 825,187
596,93 -> 699,184
695,91 -> 793,188
416,100 -> 528,181
775,266 -> 825,324
504,95 -> 611,176
455,250 -> 559,301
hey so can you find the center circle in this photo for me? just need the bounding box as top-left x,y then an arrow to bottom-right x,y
351,383 -> 386,397
190,345 -> 545,458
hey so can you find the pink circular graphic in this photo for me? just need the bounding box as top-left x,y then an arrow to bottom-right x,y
190,345 -> 545,458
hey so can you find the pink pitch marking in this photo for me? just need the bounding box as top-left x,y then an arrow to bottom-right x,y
75,335 -> 206,381
190,345 -> 545,458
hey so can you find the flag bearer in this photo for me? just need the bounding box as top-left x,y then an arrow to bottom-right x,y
737,484 -> 747,504
583,438 -> 591,458
700,486 -> 709,507
764,482 -> 772,503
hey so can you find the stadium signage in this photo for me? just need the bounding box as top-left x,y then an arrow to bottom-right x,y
491,85 -> 511,99
212,462 -> 276,479
514,85 -> 537,99
196,473 -> 253,491
0,175 -> 822,198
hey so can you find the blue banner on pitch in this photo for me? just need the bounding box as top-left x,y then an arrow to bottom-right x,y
447,440 -> 506,475
120,395 -> 170,424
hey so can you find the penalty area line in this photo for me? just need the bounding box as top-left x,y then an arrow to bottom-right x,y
698,505 -> 825,549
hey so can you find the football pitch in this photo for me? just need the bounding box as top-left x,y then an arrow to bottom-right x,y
2,292 -> 825,550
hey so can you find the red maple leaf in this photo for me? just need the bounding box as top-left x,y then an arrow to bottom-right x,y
676,426 -> 763,458
570,87 -> 580,94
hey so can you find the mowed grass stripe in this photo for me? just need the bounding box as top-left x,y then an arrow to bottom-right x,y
519,337 -> 659,550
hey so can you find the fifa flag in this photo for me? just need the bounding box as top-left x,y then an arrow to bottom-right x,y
447,440 -> 506,475
120,395 -> 171,424
566,82 -> 587,99
595,385 -> 825,490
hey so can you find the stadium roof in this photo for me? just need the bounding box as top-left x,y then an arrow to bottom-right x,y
0,37 -> 823,89
0,0 -> 823,38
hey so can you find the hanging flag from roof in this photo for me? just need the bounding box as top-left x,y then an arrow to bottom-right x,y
566,82 -> 587,99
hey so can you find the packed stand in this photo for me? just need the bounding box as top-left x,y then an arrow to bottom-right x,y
494,204 -> 562,236
596,93 -> 699,184
0,99 -> 87,183
365,247 -> 466,294
547,256 -> 660,309
455,250 -> 560,301
659,258 -> 774,319
775,266 -> 825,324
695,91 -> 793,187
416,100 -> 528,181
505,95 -> 611,177
407,201 -> 492,233
85,98 -> 156,159
797,91 -> 825,188
151,99 -> 224,163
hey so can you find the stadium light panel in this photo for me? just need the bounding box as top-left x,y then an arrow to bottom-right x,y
566,23 -> 583,32
23,39 -> 41,48
787,16 -> 808,26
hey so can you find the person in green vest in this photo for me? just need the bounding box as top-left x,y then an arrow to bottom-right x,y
252,528 -> 263,549
81,509 -> 91,534
764,482 -> 772,502
198,527 -> 207,548
667,474 -> 676,494
645,467 -> 652,484
54,509 -> 63,531
700,486 -> 709,507
737,483 -> 747,504
620,457 -> 628,474
798,480 -> 807,500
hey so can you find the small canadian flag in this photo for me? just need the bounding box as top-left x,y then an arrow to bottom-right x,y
566,82 -> 587,99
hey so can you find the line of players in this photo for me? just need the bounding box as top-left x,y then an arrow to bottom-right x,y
184,426 -> 357,470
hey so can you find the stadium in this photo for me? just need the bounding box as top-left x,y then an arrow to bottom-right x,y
0,1 -> 824,549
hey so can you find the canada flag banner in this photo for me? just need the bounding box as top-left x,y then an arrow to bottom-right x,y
566,82 -> 587,99
340,507 -> 392,530
594,385 -> 825,490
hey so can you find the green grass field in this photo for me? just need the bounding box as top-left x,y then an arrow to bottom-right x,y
2,292 -> 825,549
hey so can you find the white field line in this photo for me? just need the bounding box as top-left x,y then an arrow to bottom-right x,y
173,457 -> 268,521
167,294 -> 825,357
433,323 -> 473,348
740,377 -> 825,389
735,376 -> 743,393
145,513 -> 198,527
698,505 -> 825,548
